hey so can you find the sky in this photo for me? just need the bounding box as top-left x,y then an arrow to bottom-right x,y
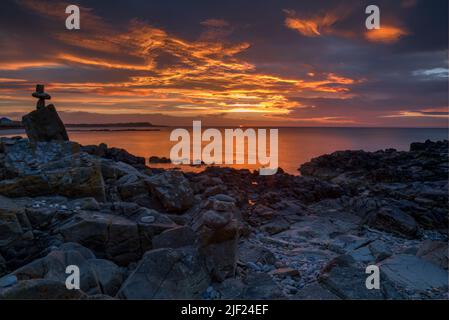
0,0 -> 447,127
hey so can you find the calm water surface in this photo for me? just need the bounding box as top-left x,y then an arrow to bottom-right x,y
1,127 -> 447,175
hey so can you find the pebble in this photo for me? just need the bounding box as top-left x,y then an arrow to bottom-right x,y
140,216 -> 156,224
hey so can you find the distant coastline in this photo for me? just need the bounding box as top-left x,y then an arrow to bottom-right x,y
0,121 -> 166,131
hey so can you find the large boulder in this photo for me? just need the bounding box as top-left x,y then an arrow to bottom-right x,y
22,104 -> 69,142
10,247 -> 101,295
117,247 -> 210,299
58,212 -> 142,265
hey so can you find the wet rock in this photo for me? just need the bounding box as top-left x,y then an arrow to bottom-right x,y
117,247 -> 210,299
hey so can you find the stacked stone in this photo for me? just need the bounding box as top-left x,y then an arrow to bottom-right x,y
22,84 -> 69,142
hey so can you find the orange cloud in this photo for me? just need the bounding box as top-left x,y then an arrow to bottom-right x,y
7,2 -> 359,120
365,25 -> 409,43
284,9 -> 339,37
0,61 -> 63,71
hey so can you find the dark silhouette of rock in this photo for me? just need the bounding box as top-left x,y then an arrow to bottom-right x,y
22,85 -> 69,142
31,84 -> 51,110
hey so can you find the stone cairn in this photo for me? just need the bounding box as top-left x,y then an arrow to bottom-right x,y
22,84 -> 69,142
31,84 -> 51,109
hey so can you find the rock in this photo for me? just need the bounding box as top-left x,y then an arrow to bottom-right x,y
146,171 -> 194,212
69,198 -> 100,211
58,242 -> 96,260
202,210 -> 232,229
207,194 -> 236,212
202,239 -> 238,281
238,242 -> 277,266
140,216 -> 155,224
349,246 -> 375,264
0,153 -> 106,201
369,207 -> 418,238
242,272 -> 285,299
106,147 -> 145,167
88,259 -> 125,296
0,274 -> 18,288
83,143 -> 146,167
294,283 -> 341,300
149,156 -> 171,164
11,247 -> 101,294
22,104 -> 69,142
203,184 -> 227,197
0,196 -> 37,269
31,84 -> 51,109
379,254 -> 448,293
416,241 -> 448,270
214,278 -> 247,299
117,174 -> 149,201
0,254 -> 6,276
269,267 -> 300,278
152,226 -> 197,249
58,212 -> 141,265
368,240 -> 393,262
261,217 -> 290,235
117,247 -> 210,299
0,279 -> 86,299
319,255 -> 402,299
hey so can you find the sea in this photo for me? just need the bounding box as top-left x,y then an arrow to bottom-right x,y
1,127 -> 447,175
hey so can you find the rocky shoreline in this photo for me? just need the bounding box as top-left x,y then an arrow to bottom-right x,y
0,136 -> 448,299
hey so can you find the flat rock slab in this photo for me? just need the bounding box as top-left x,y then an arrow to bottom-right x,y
379,254 -> 448,291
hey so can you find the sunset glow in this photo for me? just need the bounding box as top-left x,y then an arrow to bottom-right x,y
0,0 -> 447,127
